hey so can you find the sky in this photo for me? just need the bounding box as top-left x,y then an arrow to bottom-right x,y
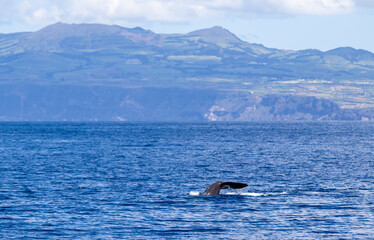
0,0 -> 374,52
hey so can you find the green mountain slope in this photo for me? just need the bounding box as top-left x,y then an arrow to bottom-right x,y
0,23 -> 373,120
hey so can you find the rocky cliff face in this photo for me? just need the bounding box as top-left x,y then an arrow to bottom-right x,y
1,85 -> 371,121
205,93 -> 340,121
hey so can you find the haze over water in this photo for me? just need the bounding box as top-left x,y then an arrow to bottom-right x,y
0,122 -> 373,239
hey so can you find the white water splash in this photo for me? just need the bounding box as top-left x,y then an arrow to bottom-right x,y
189,191 -> 287,196
225,192 -> 266,196
230,191 -> 287,196
189,191 -> 202,196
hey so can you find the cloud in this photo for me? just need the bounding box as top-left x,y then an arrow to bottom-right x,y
261,0 -> 354,15
0,0 -> 372,27
355,0 -> 374,7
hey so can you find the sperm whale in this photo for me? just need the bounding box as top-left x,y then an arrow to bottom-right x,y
203,181 -> 248,195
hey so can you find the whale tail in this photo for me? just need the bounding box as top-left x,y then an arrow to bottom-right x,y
221,182 -> 248,189
203,181 -> 248,195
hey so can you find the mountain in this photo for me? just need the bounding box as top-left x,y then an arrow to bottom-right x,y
0,23 -> 373,121
187,26 -> 243,46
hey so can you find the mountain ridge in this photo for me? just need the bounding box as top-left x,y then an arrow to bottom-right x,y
187,26 -> 243,45
2,23 -> 373,54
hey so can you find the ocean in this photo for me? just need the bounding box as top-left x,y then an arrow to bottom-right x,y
0,122 -> 373,239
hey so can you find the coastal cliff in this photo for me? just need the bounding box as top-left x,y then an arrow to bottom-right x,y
1,85 -> 372,121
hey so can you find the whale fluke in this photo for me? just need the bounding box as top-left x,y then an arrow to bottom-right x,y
203,181 -> 248,195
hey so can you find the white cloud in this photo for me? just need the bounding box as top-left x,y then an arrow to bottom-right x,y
0,0 -> 372,28
355,0 -> 374,7
264,0 -> 354,15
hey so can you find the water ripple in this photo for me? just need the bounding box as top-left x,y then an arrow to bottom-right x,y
0,122 -> 373,239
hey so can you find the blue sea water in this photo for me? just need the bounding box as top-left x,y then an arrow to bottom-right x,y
0,122 -> 373,239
